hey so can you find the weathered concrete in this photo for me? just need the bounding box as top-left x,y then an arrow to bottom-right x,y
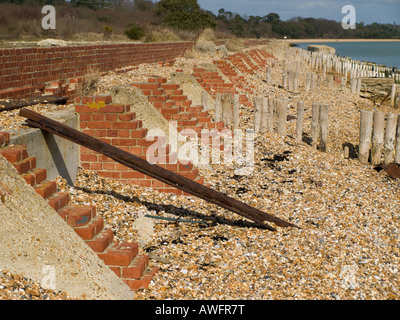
307,45 -> 336,55
10,108 -> 79,185
360,77 -> 395,102
0,155 -> 135,300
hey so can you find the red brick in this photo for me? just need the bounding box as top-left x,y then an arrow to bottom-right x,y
122,255 -> 149,279
0,146 -> 28,163
105,114 -> 118,121
86,229 -> 114,253
14,156 -> 36,175
73,216 -> 104,240
47,192 -> 70,212
34,180 -> 57,199
98,242 -> 138,266
87,121 -> 112,129
22,168 -> 47,186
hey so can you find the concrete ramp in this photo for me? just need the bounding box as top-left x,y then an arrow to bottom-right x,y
0,155 -> 134,300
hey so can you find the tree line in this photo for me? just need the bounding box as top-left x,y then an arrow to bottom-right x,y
0,0 -> 399,39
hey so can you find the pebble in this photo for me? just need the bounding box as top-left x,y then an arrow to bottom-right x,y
1,40 -> 400,300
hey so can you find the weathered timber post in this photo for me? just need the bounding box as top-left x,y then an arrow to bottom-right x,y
276,100 -> 288,136
261,97 -> 269,133
266,67 -> 271,84
305,73 -> 311,91
359,110 -> 373,164
214,93 -> 221,123
350,78 -> 357,94
295,101 -> 304,142
222,93 -> 232,128
254,96 -> 262,134
356,78 -> 362,96
326,75 -> 334,87
233,94 -> 239,130
384,113 -> 398,164
318,104 -> 329,152
311,103 -> 320,149
395,114 -> 400,164
371,111 -> 385,165
391,84 -> 396,107
201,91 -> 208,111
282,73 -> 288,89
267,97 -> 274,133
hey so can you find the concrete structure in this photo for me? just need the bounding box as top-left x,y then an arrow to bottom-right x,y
10,108 -> 79,185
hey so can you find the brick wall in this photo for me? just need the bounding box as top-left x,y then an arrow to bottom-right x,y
74,95 -> 204,195
0,42 -> 194,99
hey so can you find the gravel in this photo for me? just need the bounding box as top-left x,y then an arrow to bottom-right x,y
2,40 -> 400,300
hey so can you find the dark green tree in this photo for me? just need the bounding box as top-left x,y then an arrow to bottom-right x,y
154,0 -> 216,30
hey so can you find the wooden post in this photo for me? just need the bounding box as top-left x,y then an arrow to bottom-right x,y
222,93 -> 232,128
391,84 -> 396,107
395,114 -> 400,164
384,113 -> 398,164
214,93 -> 221,123
267,97 -> 274,133
350,78 -> 357,94
326,75 -> 333,87
295,101 -> 304,142
356,78 -> 362,96
233,94 -> 239,130
311,103 -> 320,149
318,104 -> 329,152
266,67 -> 271,84
305,73 -> 311,91
311,73 -> 317,90
254,97 -> 262,133
358,110 -> 373,164
293,72 -> 299,92
344,146 -> 350,159
276,100 -> 288,136
371,111 -> 385,165
287,72 -> 293,91
282,73 -> 288,89
201,91 -> 208,111
261,97 -> 269,133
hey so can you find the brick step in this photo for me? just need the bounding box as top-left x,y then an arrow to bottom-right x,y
22,168 -> 47,187
86,229 -> 114,253
58,205 -> 96,228
47,192 -> 70,212
0,145 -> 29,164
34,180 -> 57,200
73,215 -> 105,240
0,140 -> 158,290
124,265 -> 159,290
97,241 -> 138,266
0,132 -> 10,147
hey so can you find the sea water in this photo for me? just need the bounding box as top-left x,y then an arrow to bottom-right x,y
294,41 -> 400,70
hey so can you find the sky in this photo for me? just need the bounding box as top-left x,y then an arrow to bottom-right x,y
197,0 -> 400,24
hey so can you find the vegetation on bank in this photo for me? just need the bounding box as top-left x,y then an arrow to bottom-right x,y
0,0 -> 399,42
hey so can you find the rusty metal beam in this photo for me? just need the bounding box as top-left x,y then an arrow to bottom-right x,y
19,108 -> 299,231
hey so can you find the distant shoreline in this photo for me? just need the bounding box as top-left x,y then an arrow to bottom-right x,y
288,38 -> 400,43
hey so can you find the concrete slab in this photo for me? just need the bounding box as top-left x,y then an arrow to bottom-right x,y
10,108 -> 79,185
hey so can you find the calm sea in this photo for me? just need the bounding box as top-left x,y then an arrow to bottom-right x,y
294,41 -> 400,69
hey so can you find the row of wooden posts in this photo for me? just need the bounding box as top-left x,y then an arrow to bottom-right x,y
359,110 -> 400,165
210,92 -> 330,152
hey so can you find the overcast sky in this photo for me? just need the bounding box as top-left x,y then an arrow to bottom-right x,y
198,0 -> 400,24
